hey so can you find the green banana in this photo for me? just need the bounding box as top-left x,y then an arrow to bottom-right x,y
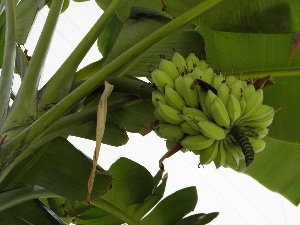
218,140 -> 227,167
203,67 -> 215,84
198,88 -> 211,118
164,85 -> 186,111
156,101 -> 184,124
204,90 -> 217,115
212,73 -> 225,90
197,120 -> 227,140
240,110 -> 274,128
249,137 -> 266,153
196,60 -> 208,72
174,75 -> 184,97
182,106 -> 210,120
151,69 -> 175,92
186,52 -> 200,72
229,80 -> 244,99
172,52 -> 187,75
211,96 -> 230,127
241,88 -> 263,119
225,75 -> 237,86
191,66 -> 204,80
243,84 -> 256,98
227,93 -> 241,125
152,90 -> 166,107
155,123 -> 185,140
180,121 -> 201,135
154,107 -> 166,122
198,140 -> 219,165
217,83 -> 230,107
181,73 -> 199,108
182,114 -> 203,132
159,58 -> 179,80
181,134 -> 215,151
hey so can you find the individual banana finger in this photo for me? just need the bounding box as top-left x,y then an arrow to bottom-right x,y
249,137 -> 266,153
152,90 -> 166,107
172,52 -> 187,75
203,67 -> 215,84
159,59 -> 179,80
151,69 -> 175,92
181,73 -> 199,108
205,90 -> 217,116
211,97 -> 230,127
217,83 -> 230,106
212,73 -> 225,90
186,52 -> 200,72
227,93 -> 241,125
174,75 -> 184,98
197,120 -> 227,140
191,67 -> 204,80
180,121 -> 201,135
157,101 -> 184,124
241,88 -> 263,119
181,134 -> 215,151
182,106 -> 210,120
164,85 -> 186,111
196,60 -> 208,72
155,123 -> 185,140
198,140 -> 219,165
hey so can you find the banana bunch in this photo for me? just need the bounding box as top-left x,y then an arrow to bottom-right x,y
150,52 -> 275,168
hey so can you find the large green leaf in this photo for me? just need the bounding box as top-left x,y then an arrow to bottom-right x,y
0,199 -> 67,225
239,137 -> 300,205
102,8 -> 206,78
96,0 -> 300,33
0,137 -> 112,201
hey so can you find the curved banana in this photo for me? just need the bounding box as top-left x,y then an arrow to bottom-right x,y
227,93 -> 241,125
191,66 -> 204,80
181,73 -> 199,108
180,121 -> 201,135
159,59 -> 179,80
229,80 -> 244,99
186,52 -> 200,72
225,75 -> 237,86
203,67 -> 215,84
217,83 -> 230,107
241,88 -> 263,119
204,90 -> 217,116
197,120 -> 227,140
240,110 -> 274,128
164,85 -> 186,111
155,123 -> 185,140
157,101 -> 184,124
196,60 -> 208,72
212,73 -> 225,90
211,96 -> 230,127
239,96 -> 247,116
182,106 -> 210,120
174,75 -> 184,97
243,84 -> 256,98
152,90 -> 166,107
248,137 -> 266,153
172,52 -> 187,75
198,140 -> 219,165
181,134 -> 215,151
151,69 -> 175,92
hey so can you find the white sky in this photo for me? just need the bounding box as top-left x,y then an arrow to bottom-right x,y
21,1 -> 300,224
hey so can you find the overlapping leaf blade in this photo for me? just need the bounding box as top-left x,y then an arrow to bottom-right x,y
0,137 -> 112,201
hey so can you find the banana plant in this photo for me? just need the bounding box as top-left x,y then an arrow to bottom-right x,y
0,0 -> 299,224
